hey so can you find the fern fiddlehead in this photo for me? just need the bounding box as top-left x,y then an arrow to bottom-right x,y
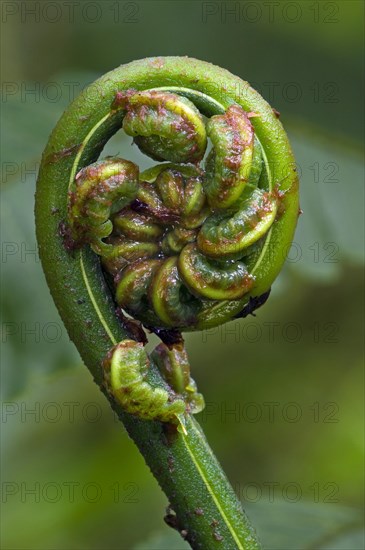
36,57 -> 299,549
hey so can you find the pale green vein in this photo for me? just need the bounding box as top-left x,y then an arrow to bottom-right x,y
68,112 -> 111,189
251,227 -> 273,276
181,422 -> 245,549
151,86 -> 226,114
80,249 -> 117,345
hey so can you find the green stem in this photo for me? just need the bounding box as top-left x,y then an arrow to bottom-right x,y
119,407 -> 259,549
35,57 -> 299,549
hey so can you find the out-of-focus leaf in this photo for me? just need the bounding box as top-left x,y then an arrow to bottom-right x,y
1,73 -> 98,398
1,177 -> 80,397
287,123 -> 364,281
247,499 -> 364,549
135,500 -> 364,550
134,530 -> 189,550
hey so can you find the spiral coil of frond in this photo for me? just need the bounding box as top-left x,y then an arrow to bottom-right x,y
69,89 -> 282,334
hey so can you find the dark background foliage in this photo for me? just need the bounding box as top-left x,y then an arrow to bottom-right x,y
1,1 -> 364,548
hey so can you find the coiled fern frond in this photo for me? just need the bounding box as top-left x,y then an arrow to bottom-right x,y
36,57 -> 299,550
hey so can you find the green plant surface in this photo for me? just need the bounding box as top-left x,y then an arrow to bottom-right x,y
36,57 -> 301,549
2,2 -> 363,547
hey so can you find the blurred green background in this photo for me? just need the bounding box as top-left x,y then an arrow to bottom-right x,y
1,1 -> 364,548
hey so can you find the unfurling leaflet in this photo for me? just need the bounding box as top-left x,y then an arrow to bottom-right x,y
103,340 -> 203,424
